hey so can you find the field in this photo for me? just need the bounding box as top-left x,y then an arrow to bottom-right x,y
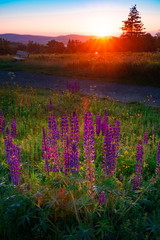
0,52 -> 160,87
0,83 -> 160,239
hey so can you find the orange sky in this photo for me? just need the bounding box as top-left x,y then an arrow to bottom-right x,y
0,0 -> 160,36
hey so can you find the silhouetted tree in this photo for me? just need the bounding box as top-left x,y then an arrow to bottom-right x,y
27,41 -> 42,53
121,5 -> 145,38
67,40 -> 83,53
47,40 -> 65,53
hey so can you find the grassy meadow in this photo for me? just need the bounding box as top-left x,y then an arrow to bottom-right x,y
0,83 -> 160,239
0,52 -> 160,87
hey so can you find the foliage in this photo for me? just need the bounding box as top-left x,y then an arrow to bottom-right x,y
0,52 -> 160,88
121,5 -> 145,38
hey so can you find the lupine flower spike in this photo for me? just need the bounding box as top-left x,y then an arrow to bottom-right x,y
113,120 -> 120,155
64,135 -> 71,175
102,124 -> 116,176
11,116 -> 17,138
61,115 -> 69,147
98,192 -> 106,205
133,140 -> 143,190
156,142 -> 160,175
0,110 -> 5,134
5,127 -> 21,185
70,111 -> 79,173
48,115 -> 61,172
42,126 -> 51,173
144,129 -> 148,144
83,111 -> 95,197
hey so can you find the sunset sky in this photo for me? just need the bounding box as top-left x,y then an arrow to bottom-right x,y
0,0 -> 160,37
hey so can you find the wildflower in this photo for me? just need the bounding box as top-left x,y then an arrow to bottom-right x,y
5,127 -> 21,185
144,129 -> 148,144
48,114 -> 59,139
96,112 -> 101,136
64,135 -> 71,175
48,115 -> 61,172
98,192 -> 106,205
83,111 -> 95,193
101,109 -> 108,136
0,110 -> 5,134
61,114 -> 69,147
70,111 -> 79,172
11,116 -> 17,138
113,120 -> 120,154
14,145 -> 21,164
102,124 -> 116,176
42,126 -> 51,173
133,140 -> 143,190
156,142 -> 160,175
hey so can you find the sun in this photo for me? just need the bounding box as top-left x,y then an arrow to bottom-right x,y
94,26 -> 109,37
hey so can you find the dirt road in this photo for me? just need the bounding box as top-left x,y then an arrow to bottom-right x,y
0,70 -> 160,107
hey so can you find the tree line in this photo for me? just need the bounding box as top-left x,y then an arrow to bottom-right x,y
0,5 -> 160,55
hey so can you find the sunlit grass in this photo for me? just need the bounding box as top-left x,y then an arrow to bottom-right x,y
0,52 -> 160,86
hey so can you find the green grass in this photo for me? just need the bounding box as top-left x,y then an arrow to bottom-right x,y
0,84 -> 160,239
0,52 -> 160,87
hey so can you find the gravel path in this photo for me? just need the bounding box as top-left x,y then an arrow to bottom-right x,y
0,70 -> 160,107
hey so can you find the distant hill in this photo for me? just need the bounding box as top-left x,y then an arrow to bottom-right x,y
0,33 -> 95,45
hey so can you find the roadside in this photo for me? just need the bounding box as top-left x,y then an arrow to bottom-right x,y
0,70 -> 160,107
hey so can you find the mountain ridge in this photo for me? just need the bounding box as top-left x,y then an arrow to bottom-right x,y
0,33 -> 95,45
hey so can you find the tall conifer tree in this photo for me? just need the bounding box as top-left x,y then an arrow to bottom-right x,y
121,5 -> 145,38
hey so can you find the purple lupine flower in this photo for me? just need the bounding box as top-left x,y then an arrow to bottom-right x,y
102,124 -> 116,176
113,120 -> 120,155
70,111 -> 79,173
14,145 -> 21,164
64,135 -> 71,175
48,115 -> 61,172
61,114 -> 69,147
11,116 -> 17,138
101,109 -> 108,136
0,110 -> 5,134
83,111 -> 95,192
42,126 -> 51,173
133,140 -> 143,190
133,175 -> 141,191
96,113 -> 101,136
144,129 -> 148,144
5,127 -> 21,185
9,153 -> 21,185
49,115 -> 59,140
49,98 -> 54,111
98,192 -> 106,205
5,127 -> 13,163
156,142 -> 160,175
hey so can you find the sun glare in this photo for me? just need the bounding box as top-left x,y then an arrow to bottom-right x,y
94,26 -> 109,37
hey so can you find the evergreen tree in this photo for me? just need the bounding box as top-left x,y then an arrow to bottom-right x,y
121,5 -> 145,38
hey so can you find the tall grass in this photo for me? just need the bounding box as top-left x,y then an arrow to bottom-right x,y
0,52 -> 160,86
